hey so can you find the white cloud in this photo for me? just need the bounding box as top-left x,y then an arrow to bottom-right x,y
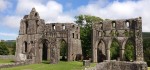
0,32 -> 17,37
77,0 -> 150,32
2,16 -> 21,28
1,0 -> 150,32
0,0 -> 11,11
2,0 -> 74,28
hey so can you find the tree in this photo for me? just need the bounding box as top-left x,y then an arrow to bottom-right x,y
0,42 -> 9,55
75,15 -> 103,59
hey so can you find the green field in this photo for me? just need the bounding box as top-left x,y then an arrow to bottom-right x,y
0,59 -> 13,64
1,61 -> 96,70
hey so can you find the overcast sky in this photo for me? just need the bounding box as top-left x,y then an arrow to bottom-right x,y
0,0 -> 150,40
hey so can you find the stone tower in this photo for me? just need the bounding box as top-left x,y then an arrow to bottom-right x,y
15,8 -> 82,64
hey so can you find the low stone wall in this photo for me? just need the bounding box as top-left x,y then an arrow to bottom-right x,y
0,55 -> 15,60
86,61 -> 147,70
0,60 -> 32,69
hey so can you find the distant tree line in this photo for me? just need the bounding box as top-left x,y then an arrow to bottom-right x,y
0,41 -> 16,55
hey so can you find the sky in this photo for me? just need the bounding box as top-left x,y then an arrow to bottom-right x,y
0,0 -> 150,40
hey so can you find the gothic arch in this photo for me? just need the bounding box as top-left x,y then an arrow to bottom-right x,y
110,38 -> 120,60
97,39 -> 106,62
58,39 -> 68,61
124,38 -> 135,61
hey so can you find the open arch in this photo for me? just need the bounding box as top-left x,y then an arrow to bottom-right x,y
110,38 -> 120,60
97,40 -> 106,62
59,39 -> 68,61
124,39 -> 134,61
42,39 -> 49,60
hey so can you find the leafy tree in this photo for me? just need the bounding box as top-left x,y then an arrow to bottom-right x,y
124,40 -> 134,61
110,39 -> 119,60
60,40 -> 67,60
0,42 -> 9,55
75,15 -> 103,59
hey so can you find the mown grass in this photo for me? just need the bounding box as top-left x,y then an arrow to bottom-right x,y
148,67 -> 150,70
0,59 -> 13,64
1,61 -> 96,70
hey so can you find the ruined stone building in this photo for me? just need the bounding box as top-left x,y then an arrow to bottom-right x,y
92,17 -> 144,62
15,8 -> 82,63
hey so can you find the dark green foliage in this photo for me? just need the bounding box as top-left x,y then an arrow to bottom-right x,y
0,42 -> 9,55
124,40 -> 134,61
60,40 -> 68,61
75,15 -> 103,59
110,39 -> 119,60
60,40 -> 67,57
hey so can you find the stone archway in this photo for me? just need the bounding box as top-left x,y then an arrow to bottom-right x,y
110,38 -> 120,60
59,39 -> 68,61
97,40 -> 106,62
42,39 -> 49,60
124,39 -> 135,61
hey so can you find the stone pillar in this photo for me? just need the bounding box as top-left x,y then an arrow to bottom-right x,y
120,49 -> 124,61
47,47 -> 50,61
93,47 -> 97,63
92,29 -> 97,62
106,49 -> 110,60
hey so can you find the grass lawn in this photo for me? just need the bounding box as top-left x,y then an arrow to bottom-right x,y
148,67 -> 150,70
1,61 -> 96,70
0,59 -> 13,64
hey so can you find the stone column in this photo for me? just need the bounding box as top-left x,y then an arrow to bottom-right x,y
47,46 -> 50,61
106,48 -> 110,60
120,48 -> 125,61
93,47 -> 97,63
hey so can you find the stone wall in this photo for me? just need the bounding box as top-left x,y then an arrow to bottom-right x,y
0,60 -> 32,69
0,55 -> 15,60
86,61 -> 147,70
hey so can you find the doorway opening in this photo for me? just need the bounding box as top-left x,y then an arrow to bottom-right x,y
59,39 -> 68,61
42,39 -> 48,60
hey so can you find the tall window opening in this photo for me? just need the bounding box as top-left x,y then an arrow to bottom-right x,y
72,33 -> 74,38
126,21 -> 130,28
112,21 -> 116,28
24,41 -> 28,53
52,24 -> 55,30
62,24 -> 65,30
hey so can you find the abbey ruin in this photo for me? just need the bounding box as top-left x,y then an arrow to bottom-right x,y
92,17 -> 143,62
14,8 -> 147,70
15,8 -> 82,64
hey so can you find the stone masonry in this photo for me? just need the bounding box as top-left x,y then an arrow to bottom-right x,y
15,8 -> 82,64
92,17 -> 144,62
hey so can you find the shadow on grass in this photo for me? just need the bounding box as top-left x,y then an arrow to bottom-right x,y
42,60 -> 50,64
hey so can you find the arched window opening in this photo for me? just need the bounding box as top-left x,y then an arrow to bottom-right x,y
126,21 -> 130,28
25,21 -> 28,34
35,13 -> 37,17
24,41 -> 28,53
62,24 -> 65,30
112,21 -> 116,28
52,24 -> 55,30
72,33 -> 74,38
110,39 -> 120,60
